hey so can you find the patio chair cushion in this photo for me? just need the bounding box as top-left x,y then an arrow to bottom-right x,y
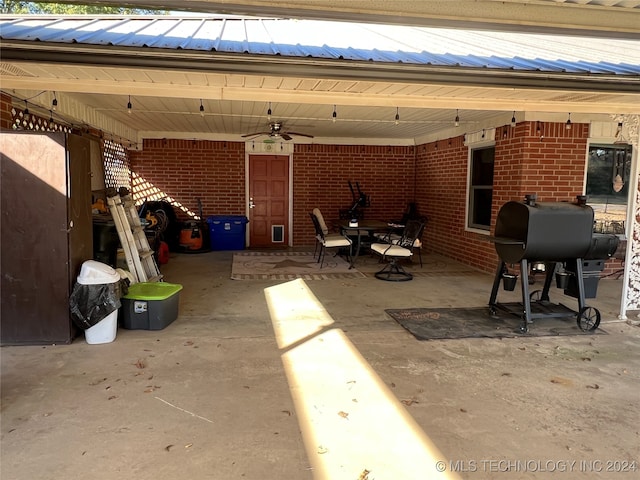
324,235 -> 352,248
312,208 -> 330,235
371,243 -> 413,257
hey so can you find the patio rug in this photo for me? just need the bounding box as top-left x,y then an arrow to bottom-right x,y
231,251 -> 366,280
385,304 -> 607,340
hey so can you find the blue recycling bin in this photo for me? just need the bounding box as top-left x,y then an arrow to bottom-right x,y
206,215 -> 248,250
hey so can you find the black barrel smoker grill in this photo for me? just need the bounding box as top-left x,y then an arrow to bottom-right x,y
489,195 -> 619,333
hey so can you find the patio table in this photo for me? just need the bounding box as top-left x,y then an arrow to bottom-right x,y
337,219 -> 391,267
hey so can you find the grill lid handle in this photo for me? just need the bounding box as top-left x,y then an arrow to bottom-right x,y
488,236 -> 526,247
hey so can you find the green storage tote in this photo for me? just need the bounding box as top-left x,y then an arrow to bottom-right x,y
120,282 -> 182,330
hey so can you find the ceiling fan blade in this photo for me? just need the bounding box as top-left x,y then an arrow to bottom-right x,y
286,131 -> 314,138
281,133 -> 292,141
241,131 -> 270,138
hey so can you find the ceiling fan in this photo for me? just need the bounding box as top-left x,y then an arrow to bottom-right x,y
241,122 -> 314,141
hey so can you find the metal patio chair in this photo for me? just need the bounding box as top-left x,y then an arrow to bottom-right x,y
370,218 -> 425,281
310,211 -> 352,268
373,216 -> 427,267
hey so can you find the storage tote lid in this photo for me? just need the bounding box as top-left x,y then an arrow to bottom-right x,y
207,215 -> 248,224
123,282 -> 183,300
77,260 -> 121,285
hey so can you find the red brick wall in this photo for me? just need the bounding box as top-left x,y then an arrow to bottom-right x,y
414,135 -> 493,267
130,141 -> 415,246
510,121 -> 588,202
292,144 -> 415,245
1,93 -> 13,130
416,121 -> 619,275
130,139 -> 246,220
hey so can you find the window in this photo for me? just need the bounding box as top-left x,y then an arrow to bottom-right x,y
586,144 -> 632,235
468,146 -> 495,231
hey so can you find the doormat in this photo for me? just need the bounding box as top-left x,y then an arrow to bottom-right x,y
231,251 -> 366,280
385,306 -> 607,340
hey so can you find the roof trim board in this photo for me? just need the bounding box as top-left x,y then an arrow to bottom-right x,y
2,43 -> 639,95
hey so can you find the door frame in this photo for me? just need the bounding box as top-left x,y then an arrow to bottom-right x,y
244,141 -> 294,247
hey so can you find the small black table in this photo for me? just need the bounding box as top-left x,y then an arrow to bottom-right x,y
337,220 -> 390,267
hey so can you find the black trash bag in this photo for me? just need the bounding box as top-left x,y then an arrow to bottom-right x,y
69,279 -> 129,330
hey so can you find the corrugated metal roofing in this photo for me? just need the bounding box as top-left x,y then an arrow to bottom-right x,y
1,16 -> 639,75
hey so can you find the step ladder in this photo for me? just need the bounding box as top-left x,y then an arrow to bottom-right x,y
106,189 -> 162,283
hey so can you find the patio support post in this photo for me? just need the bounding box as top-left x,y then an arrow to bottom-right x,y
618,114 -> 640,321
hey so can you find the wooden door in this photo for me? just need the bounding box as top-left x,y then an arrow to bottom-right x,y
67,134 -> 93,288
248,155 -> 289,247
1,132 -> 90,345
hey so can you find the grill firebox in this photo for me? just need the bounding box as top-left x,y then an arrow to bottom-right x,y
494,195 -> 594,263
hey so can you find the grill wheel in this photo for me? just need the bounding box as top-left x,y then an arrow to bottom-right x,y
530,290 -> 543,302
577,306 -> 601,331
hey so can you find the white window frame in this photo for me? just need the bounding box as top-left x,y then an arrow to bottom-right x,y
465,130 -> 496,235
584,141 -> 633,238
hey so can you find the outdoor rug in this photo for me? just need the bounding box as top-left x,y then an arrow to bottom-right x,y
385,304 -> 607,340
231,251 -> 366,280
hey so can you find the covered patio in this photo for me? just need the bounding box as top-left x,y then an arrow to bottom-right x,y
2,9 -> 639,316
1,2 -> 640,478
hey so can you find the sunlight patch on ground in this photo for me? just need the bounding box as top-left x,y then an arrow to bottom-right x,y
265,279 -> 459,480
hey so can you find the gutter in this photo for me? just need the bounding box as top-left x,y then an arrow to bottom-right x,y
2,41 -> 639,94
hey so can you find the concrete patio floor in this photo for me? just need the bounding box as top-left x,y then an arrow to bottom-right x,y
1,251 -> 639,480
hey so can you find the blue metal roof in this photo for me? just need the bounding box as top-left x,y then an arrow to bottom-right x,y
1,16 -> 639,75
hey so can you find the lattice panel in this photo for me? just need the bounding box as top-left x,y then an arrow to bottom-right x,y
617,114 -> 640,316
102,139 -> 131,191
11,107 -> 70,133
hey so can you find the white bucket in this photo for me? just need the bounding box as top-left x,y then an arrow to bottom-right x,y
85,309 -> 118,345
77,260 -> 121,285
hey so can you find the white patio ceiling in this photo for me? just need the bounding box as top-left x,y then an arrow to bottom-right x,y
5,63 -> 639,146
